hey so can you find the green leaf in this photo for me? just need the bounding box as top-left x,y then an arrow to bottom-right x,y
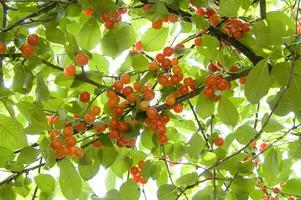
131,53 -> 149,72
0,87 -> 14,100
0,115 -> 27,151
217,97 -> 239,127
185,133 -> 204,158
46,24 -> 65,44
111,153 -> 132,177
281,179 -> 301,196
176,172 -> 198,186
79,18 -> 101,50
34,174 -> 55,194
141,27 -> 169,51
58,159 -> 82,200
100,146 -> 118,168
157,184 -> 178,200
141,128 -> 155,149
119,180 -> 140,200
12,67 -> 34,94
36,75 -> 50,102
219,0 -> 241,17
262,114 -> 284,132
78,160 -> 100,180
196,94 -> 214,119
191,15 -> 209,29
0,186 -> 16,200
262,148 -> 279,185
245,59 -> 272,103
101,23 -> 136,58
94,189 -> 121,200
234,125 -> 257,145
64,32 -> 79,59
197,35 -> 220,60
17,146 -> 39,164
0,147 -> 14,167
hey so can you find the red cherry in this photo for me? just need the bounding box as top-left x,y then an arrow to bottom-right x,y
208,63 -> 218,72
163,47 -> 174,57
79,91 -> 90,103
27,34 -> 40,46
214,137 -> 224,147
64,64 -> 76,77
0,41 -> 6,54
20,43 -> 34,57
83,9 -> 94,16
152,19 -> 163,29
76,52 -> 89,66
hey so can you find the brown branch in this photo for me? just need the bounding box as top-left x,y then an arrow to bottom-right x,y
260,0 -> 267,19
1,2 -> 57,32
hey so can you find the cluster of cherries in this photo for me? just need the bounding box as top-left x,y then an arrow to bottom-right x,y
130,160 -> 148,184
204,72 -> 231,99
195,6 -> 220,27
142,3 -> 178,29
222,18 -> 251,40
257,180 -> 295,200
99,9 -> 127,29
20,33 -> 40,57
64,52 -> 89,77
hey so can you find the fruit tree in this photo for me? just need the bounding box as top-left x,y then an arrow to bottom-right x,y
0,0 -> 301,200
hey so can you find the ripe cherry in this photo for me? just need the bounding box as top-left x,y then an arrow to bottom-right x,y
65,136 -> 76,147
152,19 -> 163,29
196,7 -> 206,16
130,166 -> 140,176
76,122 -> 87,133
167,14 -> 178,23
214,137 -> 224,147
113,80 -> 124,91
260,143 -> 268,152
161,58 -> 171,69
156,53 -> 165,63
239,76 -> 247,84
92,140 -> 103,148
127,92 -> 138,104
72,147 -> 84,158
194,38 -> 202,46
216,79 -> 231,91
208,63 -> 218,72
144,89 -> 155,101
84,113 -> 95,123
139,101 -> 149,111
83,9 -> 94,16
120,73 -> 131,84
173,103 -> 183,113
149,61 -> 159,72
27,34 -> 40,46
0,41 -> 6,54
91,105 -> 101,115
64,64 -> 76,77
166,95 -> 175,106
109,130 -> 120,139
138,160 -> 144,169
272,187 -> 280,193
76,52 -> 89,66
158,134 -> 168,144
209,14 -> 220,26
122,86 -> 133,97
163,47 -> 174,57
21,43 -> 34,57
113,106 -> 124,116
204,87 -> 215,98
63,126 -> 73,137
146,107 -> 158,119
79,91 -> 90,103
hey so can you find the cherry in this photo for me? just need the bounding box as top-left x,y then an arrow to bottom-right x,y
163,47 -> 174,57
261,187 -> 267,193
214,137 -> 224,147
156,53 -> 165,63
152,19 -> 163,29
158,75 -> 170,86
113,106 -> 124,116
209,14 -> 220,26
83,9 -> 94,16
166,95 -> 175,106
179,85 -> 189,95
0,41 -> 6,54
260,143 -> 268,152
79,91 -> 90,103
51,139 -> 63,150
171,58 -> 179,66
133,81 -> 141,91
216,79 -> 231,91
205,8 -> 216,17
143,3 -> 154,12
91,105 -> 101,115
27,34 -> 40,46
208,63 -> 218,72
118,122 -> 129,132
84,113 -> 95,123
139,101 -> 149,111
117,8 -> 128,15
239,76 -> 247,84
65,136 -> 76,147
204,87 -> 215,98
161,58 -> 171,69
205,75 -> 217,87
109,130 -> 120,139
64,64 -> 76,77
196,7 -> 206,16
122,86 -> 134,97
72,147 -> 84,158
158,134 -> 168,144
76,122 -> 87,133
272,187 -> 280,193
167,14 -> 178,23
144,89 -> 155,101
130,166 -> 140,176
113,80 -> 124,91
149,61 -> 159,72
194,38 -> 202,46
63,126 -> 73,137
138,160 -> 144,169
92,140 -> 103,148
146,107 -> 158,119
173,103 -> 183,113
76,52 -> 89,66
94,124 -> 106,133
21,43 -> 34,57
134,41 -> 143,52
120,73 -> 131,84
126,92 -> 138,104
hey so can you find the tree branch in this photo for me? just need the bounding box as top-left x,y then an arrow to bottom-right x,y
259,0 -> 267,19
